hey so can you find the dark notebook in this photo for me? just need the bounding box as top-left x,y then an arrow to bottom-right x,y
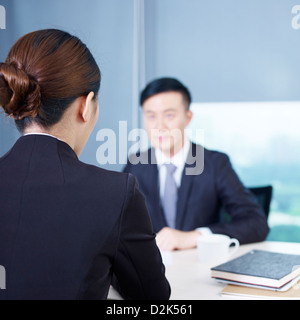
211,250 -> 300,289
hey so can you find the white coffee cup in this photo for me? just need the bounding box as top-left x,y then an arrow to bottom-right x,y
196,234 -> 240,265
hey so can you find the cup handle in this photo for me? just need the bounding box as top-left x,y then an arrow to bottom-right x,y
228,238 -> 240,257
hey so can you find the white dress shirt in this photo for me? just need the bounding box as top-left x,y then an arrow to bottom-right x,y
155,137 -> 190,199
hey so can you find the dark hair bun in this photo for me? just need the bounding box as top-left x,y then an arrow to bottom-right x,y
0,62 -> 41,120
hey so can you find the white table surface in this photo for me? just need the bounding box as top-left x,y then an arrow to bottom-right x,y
108,241 -> 300,300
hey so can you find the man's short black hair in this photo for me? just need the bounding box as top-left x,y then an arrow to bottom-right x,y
140,77 -> 192,110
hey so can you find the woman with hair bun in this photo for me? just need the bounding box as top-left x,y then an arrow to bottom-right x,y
0,29 -> 170,300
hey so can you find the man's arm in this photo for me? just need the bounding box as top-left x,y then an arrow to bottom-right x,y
207,153 -> 270,244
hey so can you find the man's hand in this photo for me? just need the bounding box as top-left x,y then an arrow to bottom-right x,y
156,227 -> 202,251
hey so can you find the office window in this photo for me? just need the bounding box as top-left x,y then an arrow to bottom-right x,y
187,101 -> 300,242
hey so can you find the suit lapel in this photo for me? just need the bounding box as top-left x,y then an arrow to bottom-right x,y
176,167 -> 194,230
145,149 -> 167,232
176,143 -> 204,229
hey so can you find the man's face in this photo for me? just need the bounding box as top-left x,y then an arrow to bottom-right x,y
143,91 -> 193,157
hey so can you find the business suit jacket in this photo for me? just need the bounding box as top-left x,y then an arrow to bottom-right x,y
0,135 -> 170,300
124,143 -> 269,244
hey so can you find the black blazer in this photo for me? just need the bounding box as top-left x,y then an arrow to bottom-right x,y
0,135 -> 170,300
124,144 -> 269,244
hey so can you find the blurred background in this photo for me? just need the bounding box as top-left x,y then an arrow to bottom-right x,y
1,0 -> 300,242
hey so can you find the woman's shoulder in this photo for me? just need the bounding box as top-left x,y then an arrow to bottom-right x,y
82,161 -> 130,182
80,161 -> 136,192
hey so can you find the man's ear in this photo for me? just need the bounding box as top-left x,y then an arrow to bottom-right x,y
185,110 -> 193,127
81,91 -> 95,122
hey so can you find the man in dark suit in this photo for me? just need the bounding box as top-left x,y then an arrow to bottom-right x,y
124,78 -> 269,251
